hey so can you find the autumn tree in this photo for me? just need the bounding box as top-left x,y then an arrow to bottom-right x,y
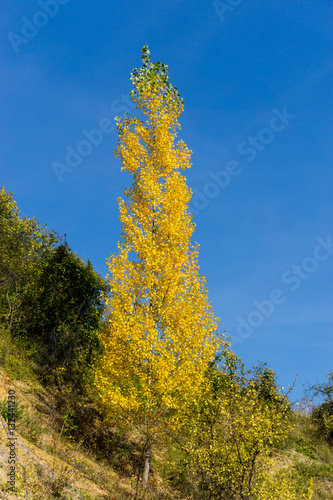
178,353 -> 313,499
94,47 -> 222,492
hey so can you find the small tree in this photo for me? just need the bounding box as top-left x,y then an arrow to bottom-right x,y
94,47 -> 221,492
308,372 -> 333,443
178,353 -> 313,499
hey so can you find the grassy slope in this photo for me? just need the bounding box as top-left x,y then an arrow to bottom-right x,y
0,329 -> 332,499
283,412 -> 333,499
0,329 -> 184,499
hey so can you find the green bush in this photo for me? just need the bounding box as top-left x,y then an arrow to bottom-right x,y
0,187 -> 108,392
312,400 -> 333,444
307,372 -> 333,444
0,396 -> 25,421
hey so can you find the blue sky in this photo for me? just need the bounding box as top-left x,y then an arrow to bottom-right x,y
1,0 -> 332,402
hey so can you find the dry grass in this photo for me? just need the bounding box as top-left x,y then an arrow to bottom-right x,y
0,329 -> 332,500
0,365 -> 188,499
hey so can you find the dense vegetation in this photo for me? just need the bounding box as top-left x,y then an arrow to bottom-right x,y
0,48 -> 332,499
0,186 -> 107,390
0,190 -> 333,499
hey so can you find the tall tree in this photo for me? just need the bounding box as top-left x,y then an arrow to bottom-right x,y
94,46 -> 222,492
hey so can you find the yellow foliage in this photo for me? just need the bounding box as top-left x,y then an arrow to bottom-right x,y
94,48 -> 222,436
254,465 -> 313,499
178,358 -> 314,499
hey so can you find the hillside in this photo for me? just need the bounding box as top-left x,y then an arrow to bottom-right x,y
0,185 -> 333,498
0,330 -> 180,499
0,328 -> 332,499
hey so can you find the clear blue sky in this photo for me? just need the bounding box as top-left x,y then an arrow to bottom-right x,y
1,0 -> 332,402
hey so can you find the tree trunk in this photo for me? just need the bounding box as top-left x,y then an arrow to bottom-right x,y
142,444 -> 151,488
